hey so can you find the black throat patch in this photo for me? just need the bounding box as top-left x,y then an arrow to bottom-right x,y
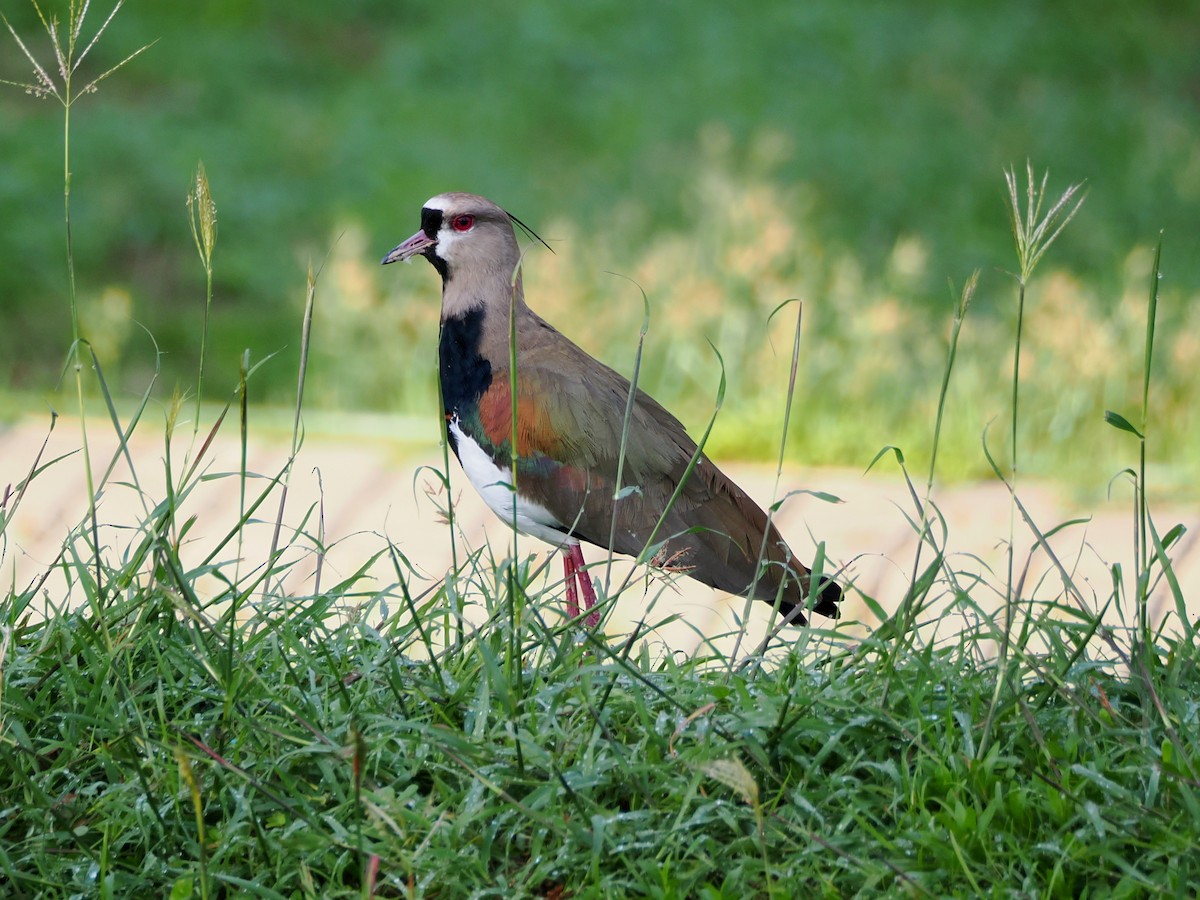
438,308 -> 492,453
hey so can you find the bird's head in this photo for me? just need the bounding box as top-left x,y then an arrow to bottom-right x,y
381,192 -> 522,287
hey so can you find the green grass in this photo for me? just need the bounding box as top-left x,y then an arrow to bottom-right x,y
2,429 -> 1198,898
2,3 -> 1199,896
3,578 -> 1198,897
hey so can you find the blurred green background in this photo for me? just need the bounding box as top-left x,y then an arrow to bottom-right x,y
2,0 -> 1197,486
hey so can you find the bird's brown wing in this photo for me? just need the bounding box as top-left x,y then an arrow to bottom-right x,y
471,339 -> 840,619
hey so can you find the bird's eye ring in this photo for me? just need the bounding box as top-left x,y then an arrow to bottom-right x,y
451,215 -> 475,232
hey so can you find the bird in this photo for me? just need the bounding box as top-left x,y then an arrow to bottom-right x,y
381,192 -> 841,628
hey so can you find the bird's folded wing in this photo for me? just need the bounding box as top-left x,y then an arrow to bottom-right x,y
466,360 -> 797,584
459,347 -> 836,617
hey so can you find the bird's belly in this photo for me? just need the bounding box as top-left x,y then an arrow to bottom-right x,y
448,419 -> 574,547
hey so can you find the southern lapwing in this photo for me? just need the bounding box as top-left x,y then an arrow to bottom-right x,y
382,192 -> 841,628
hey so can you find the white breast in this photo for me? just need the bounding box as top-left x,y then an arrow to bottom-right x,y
450,419 -> 575,547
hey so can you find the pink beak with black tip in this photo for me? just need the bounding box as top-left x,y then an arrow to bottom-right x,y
381,229 -> 436,265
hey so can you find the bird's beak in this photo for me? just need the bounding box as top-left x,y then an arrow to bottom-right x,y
381,229 -> 436,265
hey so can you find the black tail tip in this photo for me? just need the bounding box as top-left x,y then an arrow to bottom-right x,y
774,576 -> 843,626
811,577 -> 843,619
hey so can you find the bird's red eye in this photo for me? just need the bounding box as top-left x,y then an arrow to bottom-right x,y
451,214 -> 475,232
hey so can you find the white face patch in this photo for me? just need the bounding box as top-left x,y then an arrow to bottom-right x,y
432,225 -> 468,264
449,419 -> 575,547
422,195 -> 471,264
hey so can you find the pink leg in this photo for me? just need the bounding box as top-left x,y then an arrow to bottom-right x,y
563,550 -> 580,619
568,543 -> 601,628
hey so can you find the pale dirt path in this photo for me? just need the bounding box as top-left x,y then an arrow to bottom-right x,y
2,412 -> 1197,656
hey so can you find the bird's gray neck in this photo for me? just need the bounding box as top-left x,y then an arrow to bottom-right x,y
439,268 -> 525,320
